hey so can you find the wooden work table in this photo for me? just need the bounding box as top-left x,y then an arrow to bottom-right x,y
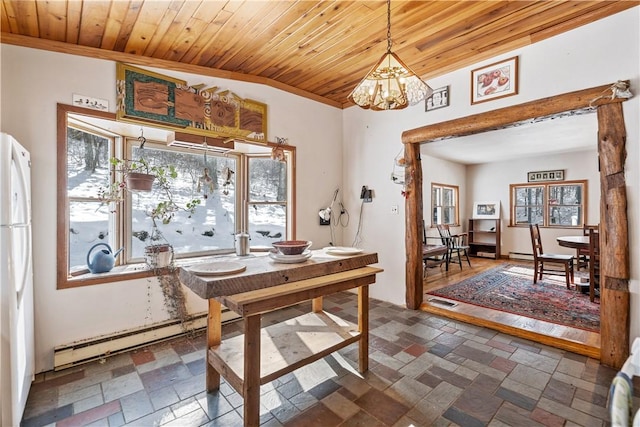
179,250 -> 382,426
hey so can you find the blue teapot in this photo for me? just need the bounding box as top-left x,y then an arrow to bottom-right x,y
86,243 -> 124,274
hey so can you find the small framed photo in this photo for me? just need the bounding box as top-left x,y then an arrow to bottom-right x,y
425,86 -> 449,111
472,201 -> 500,219
471,56 -> 518,104
528,170 -> 564,182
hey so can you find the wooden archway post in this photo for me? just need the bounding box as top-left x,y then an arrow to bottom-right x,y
404,142 -> 423,309
597,102 -> 630,368
401,82 -> 631,369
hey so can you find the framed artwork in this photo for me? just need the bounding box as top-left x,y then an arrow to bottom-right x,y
471,56 -> 518,104
116,63 -> 267,143
425,85 -> 449,111
472,201 -> 500,219
527,169 -> 565,182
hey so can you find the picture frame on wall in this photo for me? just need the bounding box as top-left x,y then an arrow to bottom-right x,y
471,56 -> 518,104
527,169 -> 564,182
472,201 -> 500,219
425,86 -> 449,111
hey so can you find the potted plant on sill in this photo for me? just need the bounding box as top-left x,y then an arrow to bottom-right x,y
98,156 -> 201,325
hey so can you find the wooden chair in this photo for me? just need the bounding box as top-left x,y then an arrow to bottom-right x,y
588,227 -> 600,302
529,224 -> 574,288
436,224 -> 471,270
577,224 -> 599,270
422,221 -> 449,277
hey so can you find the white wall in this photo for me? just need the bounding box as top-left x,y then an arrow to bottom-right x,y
0,46 -> 343,372
467,149 -> 600,256
342,8 -> 639,337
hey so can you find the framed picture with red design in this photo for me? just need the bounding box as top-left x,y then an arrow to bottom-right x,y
471,56 -> 518,104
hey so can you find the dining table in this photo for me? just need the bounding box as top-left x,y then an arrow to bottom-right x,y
556,235 -> 589,250
178,249 -> 382,427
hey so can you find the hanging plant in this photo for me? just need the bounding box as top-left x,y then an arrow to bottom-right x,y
97,153 -> 199,329
98,157 -> 201,225
126,171 -> 155,192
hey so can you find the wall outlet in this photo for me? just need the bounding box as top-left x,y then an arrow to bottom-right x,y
391,205 -> 399,214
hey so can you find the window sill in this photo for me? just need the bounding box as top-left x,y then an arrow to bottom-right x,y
58,250 -> 273,289
61,262 -> 168,289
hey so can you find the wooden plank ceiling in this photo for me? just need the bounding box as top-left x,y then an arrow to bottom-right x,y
1,1 -> 636,108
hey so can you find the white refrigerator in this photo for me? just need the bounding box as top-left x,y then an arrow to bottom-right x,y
0,133 -> 35,426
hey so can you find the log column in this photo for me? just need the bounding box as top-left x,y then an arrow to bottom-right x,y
404,142 -> 423,309
597,102 -> 630,369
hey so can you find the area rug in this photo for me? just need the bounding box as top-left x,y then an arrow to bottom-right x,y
428,263 -> 600,332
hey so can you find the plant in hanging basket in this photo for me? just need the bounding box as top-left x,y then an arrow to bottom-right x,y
126,171 -> 155,192
97,156 -> 201,226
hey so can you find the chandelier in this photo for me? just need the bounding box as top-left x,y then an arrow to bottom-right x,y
348,0 -> 433,110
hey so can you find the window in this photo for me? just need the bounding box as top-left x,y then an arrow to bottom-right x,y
66,127 -> 117,273
57,104 -> 295,288
246,155 -> 289,245
431,183 -> 459,226
510,180 -> 587,227
125,142 -> 239,261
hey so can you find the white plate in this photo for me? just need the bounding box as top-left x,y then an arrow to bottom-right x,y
324,246 -> 363,256
189,261 -> 246,276
269,250 -> 312,264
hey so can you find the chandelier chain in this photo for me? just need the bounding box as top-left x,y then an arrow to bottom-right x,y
386,0 -> 392,52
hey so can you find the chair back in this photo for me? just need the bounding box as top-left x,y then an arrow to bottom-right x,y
589,228 -> 600,272
588,227 -> 600,301
583,224 -> 599,236
529,224 -> 544,259
436,224 -> 452,245
422,220 -> 427,245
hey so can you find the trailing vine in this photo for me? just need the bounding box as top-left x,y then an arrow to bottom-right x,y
145,225 -> 190,330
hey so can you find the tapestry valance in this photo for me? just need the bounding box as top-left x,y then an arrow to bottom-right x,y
116,63 -> 267,143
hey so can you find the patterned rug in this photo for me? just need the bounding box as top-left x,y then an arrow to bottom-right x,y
427,263 -> 600,332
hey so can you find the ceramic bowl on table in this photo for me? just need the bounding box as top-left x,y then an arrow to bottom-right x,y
272,240 -> 312,255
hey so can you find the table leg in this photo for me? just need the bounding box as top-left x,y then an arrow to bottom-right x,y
243,315 -> 261,427
358,285 -> 369,373
206,299 -> 221,392
311,296 -> 323,312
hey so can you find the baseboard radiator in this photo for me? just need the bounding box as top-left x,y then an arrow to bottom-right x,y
509,252 -> 534,261
53,308 -> 240,371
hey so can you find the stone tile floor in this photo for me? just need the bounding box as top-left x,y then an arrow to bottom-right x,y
22,292 -> 639,426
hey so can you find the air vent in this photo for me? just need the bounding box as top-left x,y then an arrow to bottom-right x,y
427,298 -> 457,307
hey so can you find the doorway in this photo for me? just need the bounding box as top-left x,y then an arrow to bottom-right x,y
402,82 -> 631,368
